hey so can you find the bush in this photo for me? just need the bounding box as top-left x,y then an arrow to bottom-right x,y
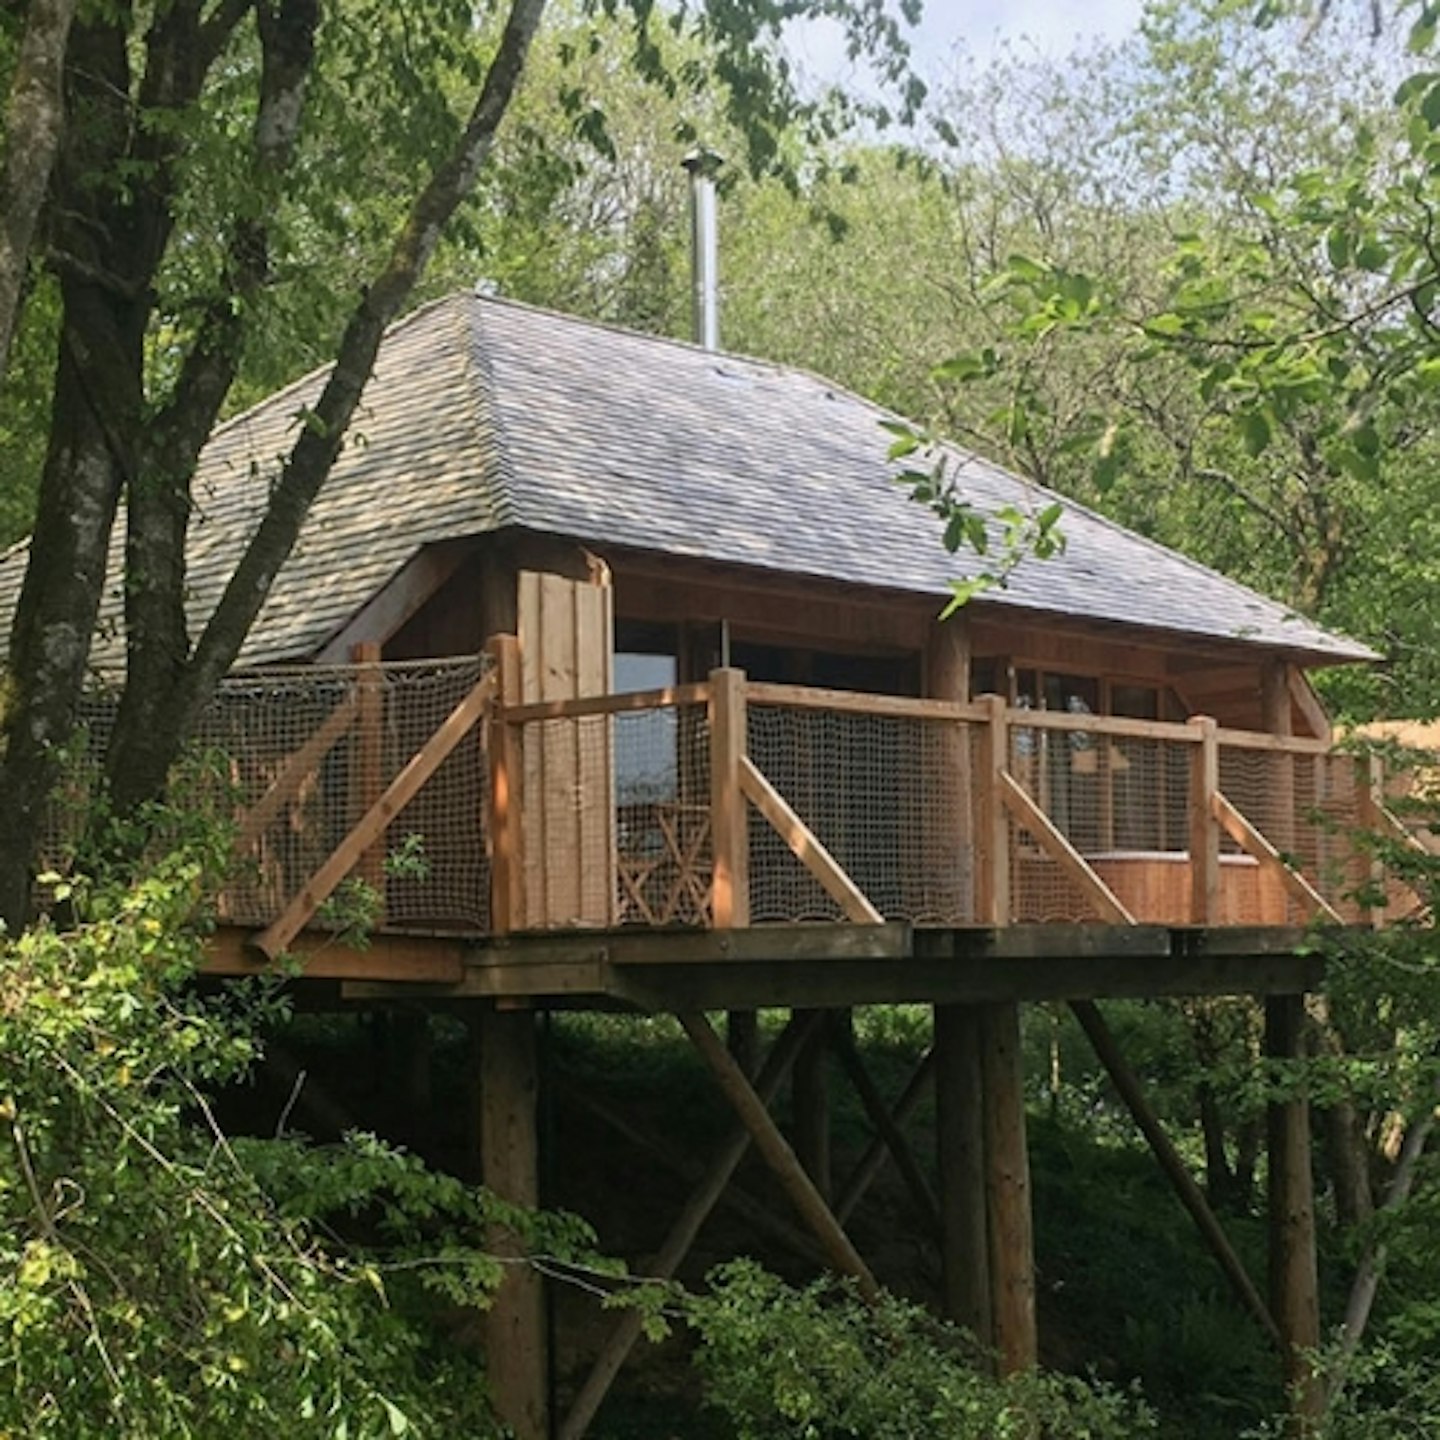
0,848 -> 591,1437
687,1259 -> 1157,1439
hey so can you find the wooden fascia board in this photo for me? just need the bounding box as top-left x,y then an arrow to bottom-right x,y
314,541 -> 472,660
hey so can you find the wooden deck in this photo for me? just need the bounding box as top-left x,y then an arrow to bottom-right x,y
200,637 -> 1425,991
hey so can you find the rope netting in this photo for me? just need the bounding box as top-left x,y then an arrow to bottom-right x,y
745,704 -> 976,925
1005,723 -> 1192,924
1218,743 -> 1367,922
516,702 -> 711,928
51,657 -> 494,933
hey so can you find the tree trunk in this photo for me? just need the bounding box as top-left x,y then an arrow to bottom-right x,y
0,0 -> 78,383
111,0 -> 551,807
0,294 -> 133,925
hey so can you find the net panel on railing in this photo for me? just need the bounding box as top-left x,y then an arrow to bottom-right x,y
1218,743 -> 1367,924
1005,721 -> 1192,924
40,657 -> 494,933
517,701 -> 712,929
210,656 -> 493,931
745,704 -> 976,925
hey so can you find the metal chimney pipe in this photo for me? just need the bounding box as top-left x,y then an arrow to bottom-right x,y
682,147 -> 723,351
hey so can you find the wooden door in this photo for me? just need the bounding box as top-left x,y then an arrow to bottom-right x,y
518,570 -> 615,927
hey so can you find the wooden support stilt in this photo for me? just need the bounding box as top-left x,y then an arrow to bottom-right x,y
834,1048 -> 934,1225
1069,1000 -> 1282,1350
679,1010 -> 879,1301
792,1009 -> 832,1202
1266,993 -> 1322,1425
936,1004 -> 992,1347
832,1022 -> 941,1240
559,1013 -> 821,1440
980,1001 -> 1036,1372
475,1004 -> 547,1440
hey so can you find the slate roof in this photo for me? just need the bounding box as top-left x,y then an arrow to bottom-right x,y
0,291 -> 1376,669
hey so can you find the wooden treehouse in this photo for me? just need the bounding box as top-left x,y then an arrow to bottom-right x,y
7,294 -> 1424,1437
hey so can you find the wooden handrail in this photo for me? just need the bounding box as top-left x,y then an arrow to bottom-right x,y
504,682 -> 711,725
1013,709 -> 1201,744
746,682 -> 987,722
1214,728 -> 1334,756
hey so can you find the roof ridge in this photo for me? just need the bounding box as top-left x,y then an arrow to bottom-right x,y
460,299 -> 523,527
467,288 -> 814,380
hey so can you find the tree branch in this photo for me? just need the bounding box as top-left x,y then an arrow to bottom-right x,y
179,0 -> 550,725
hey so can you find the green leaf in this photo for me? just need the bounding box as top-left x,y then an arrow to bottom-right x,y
1239,409 -> 1272,458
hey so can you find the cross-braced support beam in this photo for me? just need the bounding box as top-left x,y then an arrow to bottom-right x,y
559,1011 -> 821,1440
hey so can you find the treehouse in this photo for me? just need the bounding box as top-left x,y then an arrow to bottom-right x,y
3,290 -> 1422,1438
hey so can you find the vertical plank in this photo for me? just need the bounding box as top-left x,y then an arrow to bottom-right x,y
709,667 -> 749,929
1189,716 -> 1220,925
352,642 -> 386,924
935,1003 -> 992,1349
981,1000 -> 1036,1373
476,1004 -> 547,1440
487,634 -> 524,934
518,571 -> 615,928
1266,993 -> 1322,1424
976,694 -> 1011,926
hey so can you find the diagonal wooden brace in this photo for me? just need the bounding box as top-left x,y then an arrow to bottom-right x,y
679,1010 -> 879,1301
558,1011 -> 822,1440
251,669 -> 495,960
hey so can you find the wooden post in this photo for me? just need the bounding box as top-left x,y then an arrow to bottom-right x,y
935,1003 -> 992,1348
1189,716 -> 1220,925
708,667 -> 749,929
487,635 -> 524,934
977,694 -> 1011,926
1355,752 -> 1386,928
475,1004 -> 547,1440
1262,658 -> 1296,850
981,1000 -> 1036,1372
352,642 -> 387,924
792,1009 -> 832,1202
1266,993 -> 1322,1425
925,616 -> 973,920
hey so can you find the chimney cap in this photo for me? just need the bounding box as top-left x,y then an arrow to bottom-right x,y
682,146 -> 724,178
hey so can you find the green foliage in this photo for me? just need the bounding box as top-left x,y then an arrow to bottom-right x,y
0,842 -> 596,1437
687,1259 -> 1156,1439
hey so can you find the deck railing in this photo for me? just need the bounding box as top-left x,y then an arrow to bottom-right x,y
182,645 -> 1428,947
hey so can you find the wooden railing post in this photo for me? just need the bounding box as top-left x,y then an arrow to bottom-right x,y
709,667 -> 749,929
352,642 -> 386,925
977,694 -> 1010,926
1188,716 -> 1220,925
487,634 -> 524,935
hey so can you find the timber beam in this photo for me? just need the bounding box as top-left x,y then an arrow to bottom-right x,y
207,921 -> 1332,1006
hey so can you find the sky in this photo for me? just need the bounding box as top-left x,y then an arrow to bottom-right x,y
787,0 -> 1148,89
